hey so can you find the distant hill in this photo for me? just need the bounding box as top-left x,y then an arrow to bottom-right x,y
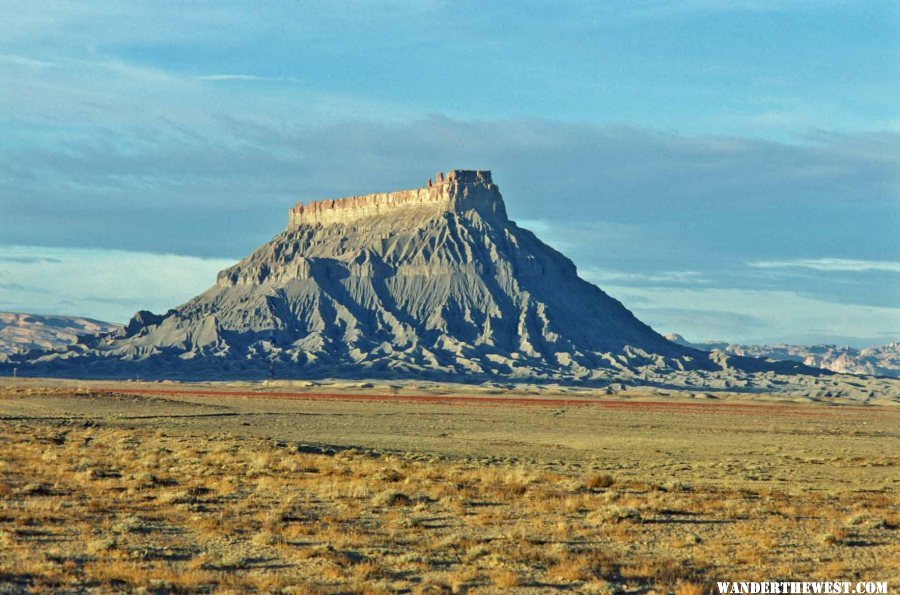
665,334 -> 900,378
0,312 -> 120,358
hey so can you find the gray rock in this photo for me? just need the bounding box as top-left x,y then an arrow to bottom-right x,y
3,170 -> 821,384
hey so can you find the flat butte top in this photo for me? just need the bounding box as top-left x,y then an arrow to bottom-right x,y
287,170 -> 503,227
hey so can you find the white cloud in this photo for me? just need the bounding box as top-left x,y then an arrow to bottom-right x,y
0,246 -> 233,324
198,74 -> 297,82
748,258 -> 900,273
583,269 -> 707,284
0,54 -> 57,69
605,285 -> 900,346
621,0 -> 845,18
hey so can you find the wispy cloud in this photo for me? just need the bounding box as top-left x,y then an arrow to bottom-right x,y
604,285 -> 900,347
0,53 -> 56,68
582,269 -> 708,285
0,256 -> 63,264
748,258 -> 900,273
0,246 -> 233,323
624,0 -> 844,17
197,74 -> 299,83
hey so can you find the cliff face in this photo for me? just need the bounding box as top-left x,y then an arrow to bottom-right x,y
4,170 -> 820,383
287,170 -> 505,227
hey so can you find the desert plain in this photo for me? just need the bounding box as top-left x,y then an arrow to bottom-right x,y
0,379 -> 897,593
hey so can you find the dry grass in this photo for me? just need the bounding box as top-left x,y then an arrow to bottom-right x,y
585,472 -> 615,490
0,390 -> 898,592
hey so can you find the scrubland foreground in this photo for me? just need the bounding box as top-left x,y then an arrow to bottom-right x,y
0,383 -> 898,593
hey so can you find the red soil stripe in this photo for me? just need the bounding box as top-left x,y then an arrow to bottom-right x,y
85,386 -> 891,418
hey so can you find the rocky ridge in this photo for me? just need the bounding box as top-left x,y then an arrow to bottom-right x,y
0,312 -> 120,359
665,334 -> 900,378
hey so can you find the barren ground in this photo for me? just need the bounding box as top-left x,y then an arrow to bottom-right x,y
0,379 -> 897,593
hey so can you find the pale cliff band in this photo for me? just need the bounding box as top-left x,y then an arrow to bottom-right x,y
287,170 -> 500,227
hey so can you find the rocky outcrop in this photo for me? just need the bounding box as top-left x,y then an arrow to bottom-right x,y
4,170 -> 834,386
124,310 -> 165,337
665,334 -> 900,378
288,170 -> 505,227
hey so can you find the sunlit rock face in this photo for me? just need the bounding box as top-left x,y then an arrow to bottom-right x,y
0,313 -> 120,356
286,170 -> 505,228
4,170 -> 816,382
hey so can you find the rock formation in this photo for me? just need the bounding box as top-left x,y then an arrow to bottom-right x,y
4,170 -> 822,384
0,312 -> 120,360
287,170 -> 504,227
665,334 -> 900,378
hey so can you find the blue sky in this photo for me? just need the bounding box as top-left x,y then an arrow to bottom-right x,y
1,0 -> 898,345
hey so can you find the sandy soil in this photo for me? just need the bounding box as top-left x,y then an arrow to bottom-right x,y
0,379 -> 897,592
